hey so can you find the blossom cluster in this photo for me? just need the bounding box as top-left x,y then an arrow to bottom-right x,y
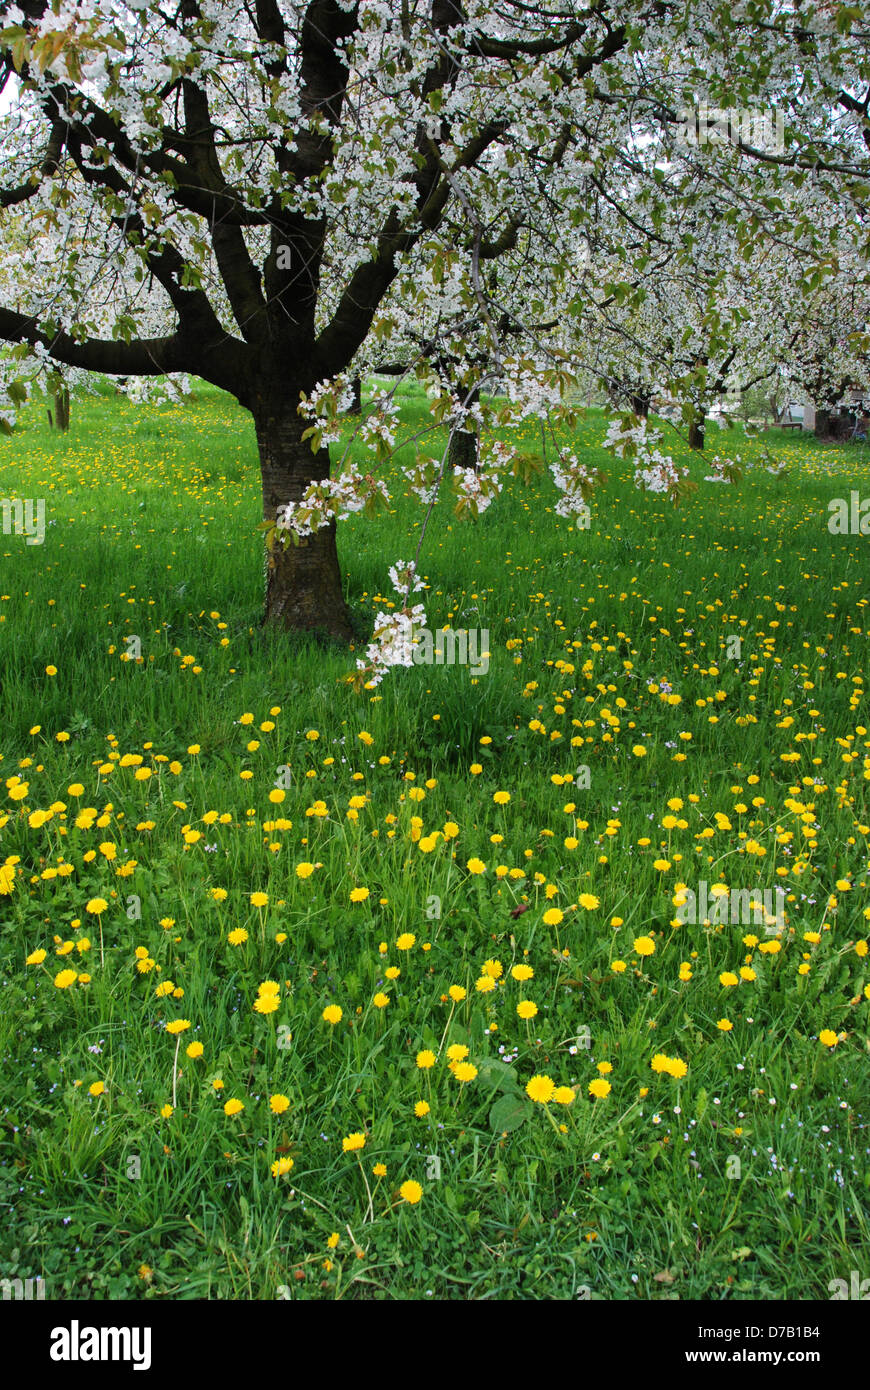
276,469 -> 392,538
354,559 -> 427,688
550,450 -> 601,519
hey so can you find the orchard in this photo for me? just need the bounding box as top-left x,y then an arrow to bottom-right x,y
0,0 -> 868,1320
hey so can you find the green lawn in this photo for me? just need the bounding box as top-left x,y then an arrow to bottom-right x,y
0,383 -> 868,1299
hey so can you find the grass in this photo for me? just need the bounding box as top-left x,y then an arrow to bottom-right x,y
0,381 -> 868,1300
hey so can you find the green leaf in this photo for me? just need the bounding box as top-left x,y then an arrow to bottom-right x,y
489,1093 -> 532,1133
477,1057 -> 524,1094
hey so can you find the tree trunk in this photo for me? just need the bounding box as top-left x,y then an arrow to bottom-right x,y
814,408 -> 832,439
348,374 -> 362,414
630,391 -> 650,418
449,425 -> 478,473
254,402 -> 353,641
449,387 -> 480,472
688,418 -> 705,451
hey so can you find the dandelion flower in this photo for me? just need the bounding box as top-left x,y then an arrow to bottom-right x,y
453,1061 -> 478,1082
253,994 -> 279,1014
526,1074 -> 556,1104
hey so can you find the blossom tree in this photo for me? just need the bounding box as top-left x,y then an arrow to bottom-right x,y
1,0 -> 869,648
778,256 -> 870,434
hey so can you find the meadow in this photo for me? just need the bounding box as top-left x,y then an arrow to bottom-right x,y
0,381 -> 868,1300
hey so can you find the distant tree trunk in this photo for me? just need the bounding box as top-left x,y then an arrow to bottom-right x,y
47,385 -> 70,431
689,352 -> 709,448
631,391 -> 650,418
349,374 -> 362,414
688,416 -> 705,450
254,396 -> 353,641
814,408 -> 833,439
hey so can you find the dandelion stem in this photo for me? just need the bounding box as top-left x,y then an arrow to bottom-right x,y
358,1158 -> 374,1224
437,1001 -> 456,1057
543,1103 -> 566,1139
